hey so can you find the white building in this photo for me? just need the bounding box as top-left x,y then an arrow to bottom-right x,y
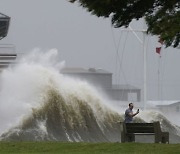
61,67 -> 141,102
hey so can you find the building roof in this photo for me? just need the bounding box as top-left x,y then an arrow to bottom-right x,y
157,101 -> 180,107
0,13 -> 9,18
0,12 -> 10,40
61,67 -> 112,74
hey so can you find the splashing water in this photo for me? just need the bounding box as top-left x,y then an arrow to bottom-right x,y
0,49 -> 179,142
0,49 -> 65,133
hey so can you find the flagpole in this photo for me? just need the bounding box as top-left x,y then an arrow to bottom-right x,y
143,30 -> 147,110
122,24 -> 147,109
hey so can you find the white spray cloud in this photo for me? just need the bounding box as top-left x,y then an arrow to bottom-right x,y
0,48 -> 115,135
0,48 -> 66,134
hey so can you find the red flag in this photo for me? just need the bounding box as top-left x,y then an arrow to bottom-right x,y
156,47 -> 161,54
156,37 -> 163,55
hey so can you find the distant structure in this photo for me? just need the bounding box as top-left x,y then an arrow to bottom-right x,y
0,12 -> 17,71
0,12 -> 10,40
157,101 -> 180,125
61,67 -> 141,102
0,44 -> 16,72
157,102 -> 180,114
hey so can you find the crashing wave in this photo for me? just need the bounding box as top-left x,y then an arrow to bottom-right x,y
0,87 -> 123,142
0,49 -> 180,143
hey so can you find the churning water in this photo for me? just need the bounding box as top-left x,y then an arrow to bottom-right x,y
0,49 -> 179,143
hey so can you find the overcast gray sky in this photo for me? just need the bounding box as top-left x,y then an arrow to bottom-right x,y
0,0 -> 180,101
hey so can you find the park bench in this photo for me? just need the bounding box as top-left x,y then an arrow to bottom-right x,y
120,121 -> 169,143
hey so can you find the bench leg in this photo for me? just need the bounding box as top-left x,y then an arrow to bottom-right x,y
161,132 -> 169,144
155,134 -> 160,143
126,134 -> 135,142
155,132 -> 169,143
121,132 -> 125,143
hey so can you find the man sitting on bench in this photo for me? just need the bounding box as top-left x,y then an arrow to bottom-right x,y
125,103 -> 139,123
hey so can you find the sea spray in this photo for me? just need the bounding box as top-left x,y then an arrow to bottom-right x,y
0,49 -> 123,141
140,110 -> 180,137
0,81 -> 122,141
0,49 -> 179,143
0,49 -> 65,134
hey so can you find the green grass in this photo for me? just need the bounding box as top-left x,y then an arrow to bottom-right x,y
0,142 -> 179,154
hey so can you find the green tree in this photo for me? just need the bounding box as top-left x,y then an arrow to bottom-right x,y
69,0 -> 180,48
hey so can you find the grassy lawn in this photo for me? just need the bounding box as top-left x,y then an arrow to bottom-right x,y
0,142 -> 179,154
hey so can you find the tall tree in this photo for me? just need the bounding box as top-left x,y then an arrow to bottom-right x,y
69,0 -> 180,48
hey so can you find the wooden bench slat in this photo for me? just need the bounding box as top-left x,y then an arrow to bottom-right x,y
132,133 -> 155,135
126,124 -> 154,126
126,124 -> 155,133
126,126 -> 154,129
126,126 -> 154,128
127,130 -> 155,133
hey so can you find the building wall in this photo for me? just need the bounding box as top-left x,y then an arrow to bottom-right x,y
62,69 -> 141,102
105,89 -> 141,102
63,73 -> 112,88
